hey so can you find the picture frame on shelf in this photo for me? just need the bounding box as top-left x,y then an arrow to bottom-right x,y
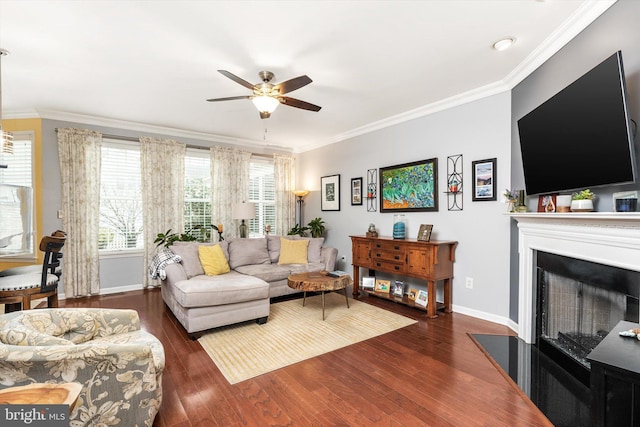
472,158 -> 497,201
351,177 -> 363,206
392,280 -> 404,297
362,276 -> 375,290
374,279 -> 391,293
417,224 -> 433,242
408,288 -> 419,301
321,174 -> 341,211
537,194 -> 557,213
380,158 -> 438,212
415,289 -> 428,307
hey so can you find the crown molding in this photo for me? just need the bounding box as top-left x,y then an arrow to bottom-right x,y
34,109 -> 283,150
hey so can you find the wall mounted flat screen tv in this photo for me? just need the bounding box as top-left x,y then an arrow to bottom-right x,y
517,51 -> 636,196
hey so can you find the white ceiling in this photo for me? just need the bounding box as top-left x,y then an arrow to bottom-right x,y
0,0 -> 614,152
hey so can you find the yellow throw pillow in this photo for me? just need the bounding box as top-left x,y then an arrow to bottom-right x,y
198,244 -> 230,276
278,238 -> 309,265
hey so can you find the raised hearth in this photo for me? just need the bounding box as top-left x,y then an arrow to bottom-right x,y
511,212 -> 640,344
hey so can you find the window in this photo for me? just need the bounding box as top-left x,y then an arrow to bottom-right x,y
184,149 -> 211,240
248,158 -> 275,237
99,140 -> 143,251
0,132 -> 35,258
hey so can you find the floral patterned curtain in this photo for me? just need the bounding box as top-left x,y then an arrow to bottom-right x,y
57,128 -> 102,297
273,154 -> 296,235
210,146 -> 251,239
140,136 -> 186,288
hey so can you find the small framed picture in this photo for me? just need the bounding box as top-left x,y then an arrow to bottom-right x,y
417,224 -> 433,242
408,288 -> 419,301
537,194 -> 557,213
415,290 -> 428,307
321,174 -> 341,211
374,279 -> 391,293
472,158 -> 497,201
362,276 -> 375,290
392,280 -> 404,297
351,177 -> 363,206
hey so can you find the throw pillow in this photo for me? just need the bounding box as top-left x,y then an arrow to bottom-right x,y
278,238 -> 309,265
169,243 -> 204,278
198,244 -> 230,276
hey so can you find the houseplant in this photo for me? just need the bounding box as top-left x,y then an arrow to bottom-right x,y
287,224 -> 309,237
154,224 -> 219,248
307,217 -> 326,238
571,189 -> 596,212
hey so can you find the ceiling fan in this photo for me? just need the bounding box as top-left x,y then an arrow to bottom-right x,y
207,70 -> 322,119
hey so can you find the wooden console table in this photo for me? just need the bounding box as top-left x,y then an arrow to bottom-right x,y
350,235 -> 457,318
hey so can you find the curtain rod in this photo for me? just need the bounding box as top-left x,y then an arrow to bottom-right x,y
54,128 -> 276,158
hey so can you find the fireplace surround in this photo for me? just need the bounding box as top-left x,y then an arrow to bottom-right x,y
512,212 -> 640,345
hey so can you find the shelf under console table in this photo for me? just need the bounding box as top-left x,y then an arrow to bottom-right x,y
350,235 -> 458,318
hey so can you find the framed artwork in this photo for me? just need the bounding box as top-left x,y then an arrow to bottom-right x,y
408,288 -> 419,301
472,158 -> 497,201
374,279 -> 391,293
393,281 -> 404,297
537,194 -> 557,213
415,289 -> 428,307
362,276 -> 375,290
380,158 -> 438,212
351,177 -> 363,206
417,224 -> 433,242
321,174 -> 341,211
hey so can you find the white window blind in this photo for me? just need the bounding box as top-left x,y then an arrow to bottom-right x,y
248,157 -> 275,237
184,149 -> 211,240
0,133 -> 35,257
99,140 -> 143,251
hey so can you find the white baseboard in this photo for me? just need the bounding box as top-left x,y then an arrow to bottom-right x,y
451,303 -> 518,335
59,283 -> 144,300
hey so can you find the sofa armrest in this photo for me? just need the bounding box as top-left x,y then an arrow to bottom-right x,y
321,247 -> 338,271
163,262 -> 188,285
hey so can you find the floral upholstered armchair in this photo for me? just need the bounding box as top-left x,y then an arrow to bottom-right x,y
0,308 -> 164,427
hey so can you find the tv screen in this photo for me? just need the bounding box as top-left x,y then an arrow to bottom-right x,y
517,51 -> 636,196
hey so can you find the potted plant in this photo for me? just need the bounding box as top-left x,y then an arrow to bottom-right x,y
307,217 -> 326,238
154,225 -> 215,248
287,224 -> 309,237
571,189 -> 596,212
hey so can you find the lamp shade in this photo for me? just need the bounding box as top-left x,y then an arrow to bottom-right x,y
232,202 -> 256,220
293,189 -> 310,198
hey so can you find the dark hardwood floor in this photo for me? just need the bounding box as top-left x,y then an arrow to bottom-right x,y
61,289 -> 552,426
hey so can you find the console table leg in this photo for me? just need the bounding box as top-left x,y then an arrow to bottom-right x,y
427,280 -> 438,318
444,277 -> 452,313
352,266 -> 360,298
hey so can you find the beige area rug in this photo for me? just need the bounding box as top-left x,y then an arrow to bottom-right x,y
198,292 -> 417,384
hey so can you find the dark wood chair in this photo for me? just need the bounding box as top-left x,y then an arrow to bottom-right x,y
0,233 -> 66,312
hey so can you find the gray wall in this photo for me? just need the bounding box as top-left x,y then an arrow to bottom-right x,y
299,91 -> 514,323
510,0 -> 640,321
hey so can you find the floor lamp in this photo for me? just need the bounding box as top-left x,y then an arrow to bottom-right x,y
293,190 -> 310,226
232,202 -> 256,238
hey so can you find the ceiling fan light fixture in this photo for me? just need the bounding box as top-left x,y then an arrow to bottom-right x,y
252,95 -> 280,115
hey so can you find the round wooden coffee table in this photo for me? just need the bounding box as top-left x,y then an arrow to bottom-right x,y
287,271 -> 352,320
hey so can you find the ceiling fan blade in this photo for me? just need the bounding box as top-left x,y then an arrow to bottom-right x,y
274,75 -> 312,94
279,96 -> 322,112
206,95 -> 252,102
218,70 -> 255,90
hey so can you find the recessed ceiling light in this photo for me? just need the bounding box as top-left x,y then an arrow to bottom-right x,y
492,37 -> 516,51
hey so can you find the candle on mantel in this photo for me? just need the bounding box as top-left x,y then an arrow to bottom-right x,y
217,224 -> 223,233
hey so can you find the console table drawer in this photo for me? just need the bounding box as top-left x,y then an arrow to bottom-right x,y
373,250 -> 404,262
372,259 -> 405,273
374,241 -> 404,252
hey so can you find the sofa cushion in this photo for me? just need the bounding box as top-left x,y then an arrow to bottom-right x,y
199,244 -> 230,275
234,264 -> 293,283
170,241 -> 229,278
228,238 -> 270,269
266,235 -> 324,263
278,238 -> 309,264
172,271 -> 269,307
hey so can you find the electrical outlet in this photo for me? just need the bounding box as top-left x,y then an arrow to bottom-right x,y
340,255 -> 346,261
465,277 -> 474,289
57,210 -> 63,219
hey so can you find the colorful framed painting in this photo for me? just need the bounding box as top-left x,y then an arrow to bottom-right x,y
472,158 -> 497,201
321,174 -> 340,211
380,158 -> 438,212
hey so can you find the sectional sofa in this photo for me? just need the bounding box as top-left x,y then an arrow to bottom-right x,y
161,235 -> 338,335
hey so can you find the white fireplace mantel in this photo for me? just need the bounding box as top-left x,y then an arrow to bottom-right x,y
511,212 -> 640,343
